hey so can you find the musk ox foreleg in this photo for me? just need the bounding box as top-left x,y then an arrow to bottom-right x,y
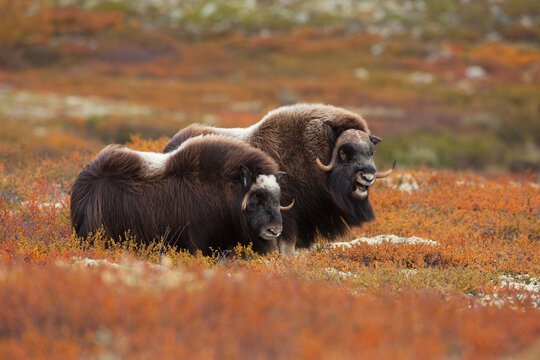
277,237 -> 297,257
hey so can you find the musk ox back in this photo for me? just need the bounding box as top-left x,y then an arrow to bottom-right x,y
164,103 -> 394,256
71,135 -> 290,255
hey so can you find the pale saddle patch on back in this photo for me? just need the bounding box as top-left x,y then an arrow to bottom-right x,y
121,146 -> 181,177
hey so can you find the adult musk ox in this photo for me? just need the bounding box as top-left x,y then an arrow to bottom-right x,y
163,103 -> 394,256
71,135 -> 294,255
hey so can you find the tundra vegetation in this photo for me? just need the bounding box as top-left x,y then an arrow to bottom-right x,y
0,1 -> 539,358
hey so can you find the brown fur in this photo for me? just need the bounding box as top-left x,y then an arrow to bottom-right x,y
71,135 -> 282,255
163,103 -> 378,254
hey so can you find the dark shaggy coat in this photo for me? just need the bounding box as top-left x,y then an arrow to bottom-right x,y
164,103 -> 384,255
71,135 -> 282,255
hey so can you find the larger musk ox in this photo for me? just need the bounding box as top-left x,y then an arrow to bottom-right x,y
164,103 -> 394,256
71,135 -> 293,255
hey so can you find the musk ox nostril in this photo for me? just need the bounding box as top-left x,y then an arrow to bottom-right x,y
361,174 -> 375,184
357,173 -> 375,186
262,226 -> 283,239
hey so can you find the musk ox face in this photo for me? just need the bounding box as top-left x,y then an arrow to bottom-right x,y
240,170 -> 292,241
316,129 -> 394,222
330,140 -> 377,200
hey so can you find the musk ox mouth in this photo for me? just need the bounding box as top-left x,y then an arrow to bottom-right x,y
353,183 -> 369,199
352,173 -> 375,199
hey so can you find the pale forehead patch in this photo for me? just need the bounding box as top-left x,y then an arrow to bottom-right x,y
253,174 -> 280,194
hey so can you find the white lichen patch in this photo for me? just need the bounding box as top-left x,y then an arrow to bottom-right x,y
381,173 -> 419,193
0,89 -> 185,121
475,275 -> 540,309
409,71 -> 435,84
509,181 -> 540,190
455,180 -> 486,188
66,257 -> 121,268
499,274 -> 540,294
324,268 -> 355,279
19,201 -> 66,210
331,234 -> 439,248
58,257 -> 218,292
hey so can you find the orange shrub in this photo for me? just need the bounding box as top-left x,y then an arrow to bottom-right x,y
0,0 -> 52,48
124,135 -> 171,152
48,7 -> 124,35
1,147 -> 539,358
0,263 -> 538,359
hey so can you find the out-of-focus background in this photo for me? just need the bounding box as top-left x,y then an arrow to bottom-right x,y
1,0 -> 539,172
1,4 -> 540,358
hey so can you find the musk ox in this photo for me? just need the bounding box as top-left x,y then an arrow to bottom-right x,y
71,135 -> 294,255
163,103 -> 394,256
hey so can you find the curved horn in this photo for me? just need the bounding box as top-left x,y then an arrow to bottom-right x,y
280,199 -> 295,211
375,160 -> 396,179
241,193 -> 249,211
316,156 -> 336,172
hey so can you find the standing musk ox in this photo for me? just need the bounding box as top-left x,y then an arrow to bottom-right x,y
163,103 -> 394,256
71,135 -> 294,255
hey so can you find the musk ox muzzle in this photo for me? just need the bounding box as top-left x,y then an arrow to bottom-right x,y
260,225 -> 283,240
353,160 -> 397,198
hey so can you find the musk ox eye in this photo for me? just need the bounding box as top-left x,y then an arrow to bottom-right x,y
250,193 -> 265,205
275,171 -> 287,183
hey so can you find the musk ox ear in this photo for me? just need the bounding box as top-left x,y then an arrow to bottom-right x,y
322,123 -> 338,145
275,171 -> 287,183
370,135 -> 382,145
240,165 -> 252,188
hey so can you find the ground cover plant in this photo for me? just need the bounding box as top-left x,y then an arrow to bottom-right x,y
0,1 -> 539,358
1,138 -> 539,358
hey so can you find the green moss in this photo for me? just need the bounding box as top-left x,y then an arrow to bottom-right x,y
90,1 -> 130,13
376,131 -> 506,170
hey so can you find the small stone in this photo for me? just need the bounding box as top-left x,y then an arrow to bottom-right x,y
466,66 -> 486,79
200,3 -> 217,18
370,44 -> 384,56
354,67 -> 369,80
410,72 -> 434,84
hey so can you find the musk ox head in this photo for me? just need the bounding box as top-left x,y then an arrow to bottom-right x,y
239,168 -> 294,241
315,129 -> 394,222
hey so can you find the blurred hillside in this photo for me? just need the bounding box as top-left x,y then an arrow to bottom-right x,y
0,0 -> 539,172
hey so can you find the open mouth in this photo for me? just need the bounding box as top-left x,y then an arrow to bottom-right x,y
352,173 -> 375,199
353,183 -> 369,199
